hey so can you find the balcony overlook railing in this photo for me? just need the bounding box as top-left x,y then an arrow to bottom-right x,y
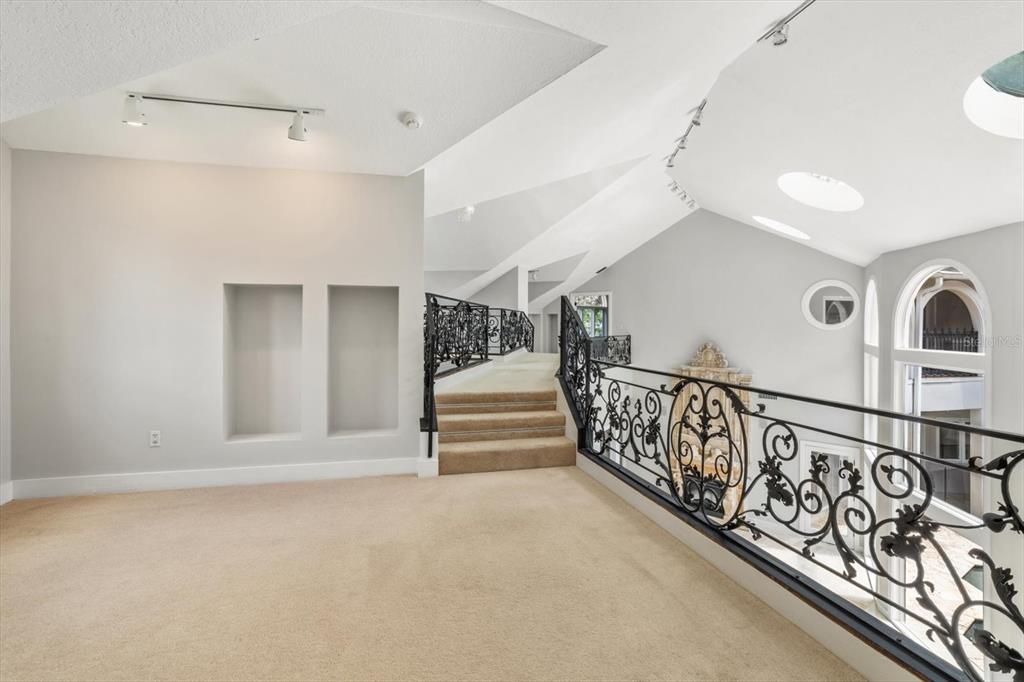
557,297 -> 1023,682
590,334 -> 632,365
488,308 -> 535,356
422,292 -> 534,457
924,328 -> 980,353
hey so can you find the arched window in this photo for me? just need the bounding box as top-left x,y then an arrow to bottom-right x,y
895,265 -> 986,353
864,279 -> 879,347
891,260 -> 991,516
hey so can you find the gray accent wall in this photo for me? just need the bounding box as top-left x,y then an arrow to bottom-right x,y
572,210 -> 865,407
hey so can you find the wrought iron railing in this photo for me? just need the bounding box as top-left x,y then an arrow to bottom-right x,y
924,328 -> 980,353
488,308 -> 535,356
423,293 -> 535,458
557,297 -> 1023,682
591,334 -> 631,365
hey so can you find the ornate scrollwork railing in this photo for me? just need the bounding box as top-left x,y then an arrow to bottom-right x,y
423,294 -> 535,457
557,297 -> 1023,682
423,293 -> 489,453
487,308 -> 535,356
591,334 -> 631,365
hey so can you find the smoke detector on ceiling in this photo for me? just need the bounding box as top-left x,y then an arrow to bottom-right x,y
400,112 -> 423,130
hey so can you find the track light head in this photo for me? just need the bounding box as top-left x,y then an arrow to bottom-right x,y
122,94 -> 146,127
288,111 -> 308,142
771,24 -> 789,46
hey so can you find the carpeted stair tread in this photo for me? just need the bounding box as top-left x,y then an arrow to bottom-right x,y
439,426 -> 565,443
439,436 -> 577,475
435,389 -> 557,405
436,401 -> 555,415
437,410 -> 565,433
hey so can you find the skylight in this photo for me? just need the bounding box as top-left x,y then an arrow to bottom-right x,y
964,52 -> 1024,140
752,215 -> 810,240
777,172 -> 864,212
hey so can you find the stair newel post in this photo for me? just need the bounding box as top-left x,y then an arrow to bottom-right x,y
423,293 -> 438,459
483,304 -> 490,361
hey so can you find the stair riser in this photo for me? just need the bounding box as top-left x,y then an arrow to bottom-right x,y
439,427 -> 565,443
439,444 -> 576,475
436,402 -> 555,415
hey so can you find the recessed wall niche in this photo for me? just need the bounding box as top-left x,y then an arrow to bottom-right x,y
328,285 -> 399,434
224,284 -> 303,441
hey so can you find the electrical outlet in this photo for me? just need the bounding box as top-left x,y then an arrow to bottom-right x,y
149,430 -> 161,448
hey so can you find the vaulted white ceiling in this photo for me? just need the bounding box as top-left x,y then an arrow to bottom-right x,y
4,0 -> 1016,299
1,1 -> 601,176
425,158 -> 640,271
669,0 -> 1024,265
426,0 -> 796,216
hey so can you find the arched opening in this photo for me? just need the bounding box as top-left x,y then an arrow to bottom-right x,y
895,264 -> 986,353
885,262 -> 996,672
892,262 -> 989,515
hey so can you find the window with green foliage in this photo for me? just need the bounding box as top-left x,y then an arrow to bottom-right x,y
572,294 -> 609,337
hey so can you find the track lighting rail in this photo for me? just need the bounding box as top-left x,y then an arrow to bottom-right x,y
126,93 -> 324,116
757,0 -> 818,43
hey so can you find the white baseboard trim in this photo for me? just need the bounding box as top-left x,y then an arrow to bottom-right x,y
11,457 -> 419,500
576,453 -> 916,682
0,480 -> 12,505
416,456 -> 438,477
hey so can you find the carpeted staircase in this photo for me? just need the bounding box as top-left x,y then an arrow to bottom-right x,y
435,389 -> 576,474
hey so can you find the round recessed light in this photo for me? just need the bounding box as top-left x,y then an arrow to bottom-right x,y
963,52 -> 1024,139
777,172 -> 864,212
753,215 -> 810,240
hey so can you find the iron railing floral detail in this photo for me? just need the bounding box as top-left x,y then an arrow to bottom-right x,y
556,297 -> 1023,682
488,308 -> 535,356
591,334 -> 631,365
423,293 -> 535,458
423,293 -> 489,452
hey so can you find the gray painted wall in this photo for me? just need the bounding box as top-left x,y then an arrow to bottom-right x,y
573,210 -> 865,403
470,265 -> 526,311
10,151 -> 424,481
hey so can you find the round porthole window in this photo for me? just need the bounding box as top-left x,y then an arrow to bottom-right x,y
801,280 -> 860,331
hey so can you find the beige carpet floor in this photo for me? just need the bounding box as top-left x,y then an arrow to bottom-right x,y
0,467 -> 861,681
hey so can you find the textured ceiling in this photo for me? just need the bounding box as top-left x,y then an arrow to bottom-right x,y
1,2 -> 601,177
0,0 -> 350,123
669,0 -> 1024,265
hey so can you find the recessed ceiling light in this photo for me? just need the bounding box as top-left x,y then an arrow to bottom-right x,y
777,172 -> 864,212
753,215 -> 810,240
963,52 -> 1024,140
457,205 -> 476,223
